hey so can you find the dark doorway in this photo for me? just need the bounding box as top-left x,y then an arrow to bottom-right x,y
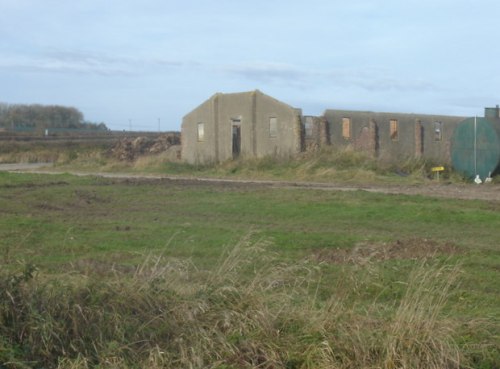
232,125 -> 241,158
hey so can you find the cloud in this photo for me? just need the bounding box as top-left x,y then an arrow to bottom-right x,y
0,49 -> 190,76
223,62 -> 308,87
223,62 -> 437,93
344,74 -> 437,92
0,52 -> 131,76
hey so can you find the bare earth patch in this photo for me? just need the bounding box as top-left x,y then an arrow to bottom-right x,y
311,238 -> 461,264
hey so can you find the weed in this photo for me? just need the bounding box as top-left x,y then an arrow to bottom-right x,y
1,240 -> 495,368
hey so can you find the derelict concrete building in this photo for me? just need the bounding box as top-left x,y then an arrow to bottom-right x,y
323,110 -> 466,163
182,90 -> 500,176
181,90 -> 302,164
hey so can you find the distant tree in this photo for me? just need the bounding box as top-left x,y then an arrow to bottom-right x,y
0,103 -> 107,131
96,122 -> 109,131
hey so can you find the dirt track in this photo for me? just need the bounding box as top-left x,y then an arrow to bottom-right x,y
1,163 -> 499,202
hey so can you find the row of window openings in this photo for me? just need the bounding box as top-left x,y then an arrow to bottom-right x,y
341,118 -> 443,141
198,119 -> 444,142
197,118 -> 278,141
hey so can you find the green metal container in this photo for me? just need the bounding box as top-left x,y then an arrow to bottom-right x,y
451,117 -> 500,179
484,106 -> 500,119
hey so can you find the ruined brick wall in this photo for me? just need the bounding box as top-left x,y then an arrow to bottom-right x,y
302,116 -> 329,152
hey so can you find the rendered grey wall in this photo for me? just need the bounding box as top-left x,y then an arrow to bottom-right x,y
181,96 -> 216,164
213,92 -> 254,162
253,92 -> 301,158
181,91 -> 302,164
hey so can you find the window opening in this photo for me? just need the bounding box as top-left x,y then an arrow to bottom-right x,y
390,119 -> 399,141
304,117 -> 313,138
342,117 -> 351,139
269,117 -> 277,138
434,121 -> 442,141
197,122 -> 204,141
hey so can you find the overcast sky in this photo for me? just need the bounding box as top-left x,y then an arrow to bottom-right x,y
1,0 -> 499,131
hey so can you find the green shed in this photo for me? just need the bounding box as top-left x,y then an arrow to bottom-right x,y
451,117 -> 500,180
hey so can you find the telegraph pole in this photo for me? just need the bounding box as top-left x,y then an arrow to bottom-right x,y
474,116 -> 477,177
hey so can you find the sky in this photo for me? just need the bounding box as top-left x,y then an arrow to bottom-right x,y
1,0 -> 499,131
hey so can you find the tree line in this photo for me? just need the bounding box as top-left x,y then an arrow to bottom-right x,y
0,103 -> 108,131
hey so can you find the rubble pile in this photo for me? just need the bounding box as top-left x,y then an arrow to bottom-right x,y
110,133 -> 181,161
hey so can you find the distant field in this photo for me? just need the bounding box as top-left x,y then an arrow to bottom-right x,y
0,171 -> 498,368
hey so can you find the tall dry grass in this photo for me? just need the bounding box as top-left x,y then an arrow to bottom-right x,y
210,147 -> 447,184
0,237 -> 476,369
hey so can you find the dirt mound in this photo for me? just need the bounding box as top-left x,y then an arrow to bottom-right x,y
110,133 -> 180,161
311,238 -> 460,264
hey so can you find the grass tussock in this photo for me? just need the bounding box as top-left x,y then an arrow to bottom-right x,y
0,235 -> 487,369
198,147 -> 378,183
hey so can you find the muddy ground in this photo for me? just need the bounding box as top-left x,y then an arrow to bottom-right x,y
1,163 -> 499,202
311,238 -> 461,265
173,177 -> 500,202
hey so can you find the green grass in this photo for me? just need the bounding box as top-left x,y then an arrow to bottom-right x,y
0,171 -> 498,368
1,172 -> 498,262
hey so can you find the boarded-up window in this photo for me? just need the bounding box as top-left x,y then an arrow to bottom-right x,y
390,119 -> 399,141
434,121 -> 442,141
342,117 -> 351,139
197,122 -> 204,141
269,117 -> 277,138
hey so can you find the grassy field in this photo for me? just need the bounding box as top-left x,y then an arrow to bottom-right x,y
0,171 -> 499,368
